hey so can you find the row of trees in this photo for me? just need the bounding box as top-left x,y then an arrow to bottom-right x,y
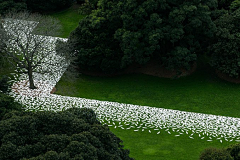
67,0 -> 240,78
0,0 -> 74,14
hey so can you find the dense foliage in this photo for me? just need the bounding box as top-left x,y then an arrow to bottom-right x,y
0,0 -> 74,14
0,108 -> 133,160
0,76 -> 9,93
200,143 -> 240,160
227,143 -> 240,160
199,147 -> 233,160
0,93 -> 23,120
210,8 -> 240,78
68,0 -> 218,73
0,0 -> 27,14
230,0 -> 240,11
217,0 -> 234,10
26,0 -> 75,12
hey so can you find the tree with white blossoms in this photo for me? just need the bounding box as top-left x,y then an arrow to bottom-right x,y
0,11 -> 67,89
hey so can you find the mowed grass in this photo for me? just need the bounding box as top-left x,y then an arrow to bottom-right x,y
109,125 -> 236,160
55,62 -> 240,159
50,6 -> 240,160
56,64 -> 240,118
48,4 -> 86,38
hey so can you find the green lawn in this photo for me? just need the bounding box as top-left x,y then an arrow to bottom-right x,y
3,5 -> 236,160
55,61 -> 240,159
109,125 -> 236,160
56,64 -> 240,118
48,4 -> 86,38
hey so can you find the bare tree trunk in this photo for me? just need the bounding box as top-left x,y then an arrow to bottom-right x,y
28,67 -> 36,89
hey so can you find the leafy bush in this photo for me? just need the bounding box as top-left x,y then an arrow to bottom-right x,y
26,0 -> 74,12
78,1 -> 95,15
0,0 -> 27,14
200,143 -> 240,160
0,76 -> 9,93
210,8 -> 240,78
0,93 -> 23,120
88,0 -> 98,8
0,108 -> 133,160
230,0 -> 240,11
217,0 -> 234,10
227,143 -> 240,160
199,147 -> 233,160
68,0 -> 217,74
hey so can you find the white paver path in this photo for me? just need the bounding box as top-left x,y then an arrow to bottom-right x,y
4,20 -> 240,143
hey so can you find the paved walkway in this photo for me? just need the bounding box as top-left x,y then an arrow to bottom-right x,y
5,20 -> 240,143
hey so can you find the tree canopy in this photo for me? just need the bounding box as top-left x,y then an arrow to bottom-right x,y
0,108 -> 133,160
210,8 -> 240,78
0,92 -> 23,120
26,0 -> 74,12
0,0 -> 27,14
68,0 -> 218,73
0,0 -> 74,14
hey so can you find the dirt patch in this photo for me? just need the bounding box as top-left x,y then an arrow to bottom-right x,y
78,60 -> 197,78
11,80 -> 55,96
50,87 -> 57,94
216,70 -> 240,84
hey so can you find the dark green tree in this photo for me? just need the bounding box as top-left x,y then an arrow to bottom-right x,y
217,0 -> 234,10
0,93 -> 23,120
210,8 -> 240,78
0,108 -> 133,160
26,0 -> 74,12
0,76 -> 9,93
68,0 -> 217,74
229,0 -> 240,11
0,0 -> 27,15
227,143 -> 240,160
69,2 -> 123,73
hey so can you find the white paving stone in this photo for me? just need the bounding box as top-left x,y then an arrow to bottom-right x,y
4,20 -> 240,143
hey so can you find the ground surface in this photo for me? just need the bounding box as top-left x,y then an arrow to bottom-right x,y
2,6 -> 240,160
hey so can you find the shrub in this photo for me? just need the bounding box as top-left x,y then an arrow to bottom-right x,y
227,143 -> 240,159
78,1 -> 95,15
217,0 -> 234,10
230,0 -> 240,11
0,76 -> 9,93
210,8 -> 240,78
88,0 -> 98,8
0,93 -> 23,120
0,0 -> 27,14
199,147 -> 233,160
0,108 -> 133,160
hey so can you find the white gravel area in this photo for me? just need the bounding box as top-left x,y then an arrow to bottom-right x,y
4,20 -> 240,143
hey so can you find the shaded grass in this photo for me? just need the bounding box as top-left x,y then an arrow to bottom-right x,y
56,59 -> 240,159
48,4 -> 86,38
49,7 -> 240,159
56,64 -> 240,118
